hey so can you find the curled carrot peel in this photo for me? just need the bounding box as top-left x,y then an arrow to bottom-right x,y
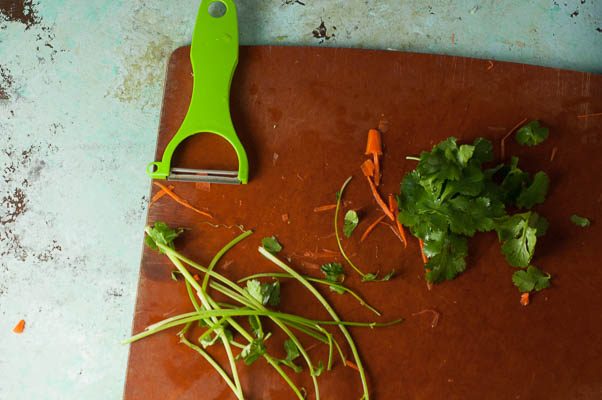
12,319 -> 25,334
345,359 -> 359,372
388,195 -> 407,248
365,129 -> 383,186
361,160 -> 394,221
520,293 -> 530,306
152,182 -> 213,219
360,214 -> 386,242
150,185 -> 174,204
313,204 -> 337,213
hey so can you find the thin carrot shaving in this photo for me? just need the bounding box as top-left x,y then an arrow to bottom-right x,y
361,161 -> 394,221
500,117 -> 528,160
345,359 -> 359,372
576,112 -> 602,119
150,184 -> 174,204
383,222 -> 405,245
550,146 -> 558,162
360,214 -> 386,242
12,319 -> 25,334
313,204 -> 337,213
412,309 -> 440,328
388,195 -> 407,248
360,159 -> 375,178
152,182 -> 213,219
418,239 -> 428,264
520,292 -> 530,306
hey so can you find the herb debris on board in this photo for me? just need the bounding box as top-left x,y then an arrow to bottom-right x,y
397,122 -> 553,296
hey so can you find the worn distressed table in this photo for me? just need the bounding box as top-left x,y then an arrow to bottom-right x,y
0,1 -> 601,399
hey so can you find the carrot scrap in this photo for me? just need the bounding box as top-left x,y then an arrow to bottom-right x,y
193,274 -> 201,281
388,194 -> 407,248
152,182 -> 213,219
360,214 -> 387,242
576,112 -> 602,119
550,146 -> 558,162
412,309 -> 440,328
361,159 -> 395,221
150,184 -> 174,204
486,60 -> 494,70
313,204 -> 337,213
12,319 -> 25,334
520,292 -> 530,306
501,117 -> 528,160
383,222 -> 405,245
345,359 -> 360,372
365,129 -> 383,185
360,159 -> 375,178
281,213 -> 289,223
418,239 -> 428,264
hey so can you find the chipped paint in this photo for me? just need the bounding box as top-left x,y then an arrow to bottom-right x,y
0,0 -> 41,30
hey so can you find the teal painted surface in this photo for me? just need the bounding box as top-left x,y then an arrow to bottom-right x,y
0,1 -> 600,399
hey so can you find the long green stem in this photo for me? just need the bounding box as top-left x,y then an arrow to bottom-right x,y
202,230 -> 253,292
259,247 -> 376,400
238,273 -> 381,316
335,176 -> 367,277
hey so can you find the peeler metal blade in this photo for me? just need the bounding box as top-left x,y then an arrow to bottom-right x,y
167,168 -> 241,184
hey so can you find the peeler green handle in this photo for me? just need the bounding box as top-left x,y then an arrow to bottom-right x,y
146,0 -> 249,184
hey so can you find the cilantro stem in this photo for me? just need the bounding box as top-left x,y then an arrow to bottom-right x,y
178,324 -> 243,399
238,273 -> 381,316
335,176 -> 368,278
201,230 -> 253,292
258,247 -> 373,400
405,156 -> 420,161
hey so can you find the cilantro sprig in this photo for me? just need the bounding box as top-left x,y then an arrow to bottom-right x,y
398,135 -> 553,292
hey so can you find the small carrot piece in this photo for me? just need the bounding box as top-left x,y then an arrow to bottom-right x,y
365,129 -> 383,185
418,239 -> 428,264
152,182 -> 213,219
361,160 -> 394,221
313,204 -> 337,213
520,293 -> 530,306
388,195 -> 407,248
193,274 -> 201,281
360,214 -> 386,242
345,359 -> 360,372
150,184 -> 174,204
501,117 -> 528,160
360,159 -> 375,178
12,319 -> 25,334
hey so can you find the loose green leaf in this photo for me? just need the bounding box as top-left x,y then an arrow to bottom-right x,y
512,265 -> 551,292
423,232 -> 468,283
320,262 -> 345,283
570,214 -> 591,227
311,360 -> 324,377
248,315 -> 263,339
343,210 -> 359,238
145,222 -> 183,253
239,339 -> 266,366
277,339 -> 303,373
361,270 -> 395,282
515,120 -> 549,146
516,171 -> 549,209
246,279 -> 281,306
496,212 -> 546,267
261,236 -> 283,254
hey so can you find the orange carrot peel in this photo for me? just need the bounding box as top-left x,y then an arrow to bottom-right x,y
360,160 -> 394,221
150,184 -> 174,204
12,319 -> 25,334
360,214 -> 387,242
152,182 -> 213,219
520,292 -> 530,306
365,129 -> 383,185
388,194 -> 407,248
313,204 -> 337,213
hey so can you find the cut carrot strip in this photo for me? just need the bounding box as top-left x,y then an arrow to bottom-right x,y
313,204 -> 337,213
361,160 -> 394,221
12,319 -> 25,334
152,182 -> 213,219
360,214 -> 386,242
418,239 -> 428,264
387,195 -> 407,248
345,359 -> 359,371
365,129 -> 383,186
520,293 -> 530,306
501,117 -> 528,160
150,185 -> 174,204
383,222 -> 405,245
360,159 -> 375,178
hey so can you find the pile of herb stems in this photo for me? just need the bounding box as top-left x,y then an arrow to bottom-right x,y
123,227 -> 401,400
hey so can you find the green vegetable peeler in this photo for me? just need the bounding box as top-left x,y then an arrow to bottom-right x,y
146,0 -> 248,184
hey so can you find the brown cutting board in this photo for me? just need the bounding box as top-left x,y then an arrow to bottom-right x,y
124,46 -> 602,400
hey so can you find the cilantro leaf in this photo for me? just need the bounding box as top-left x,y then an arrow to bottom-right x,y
516,171 -> 549,209
343,210 -> 359,238
246,279 -> 281,306
515,120 -> 549,146
239,339 -> 266,366
512,265 -> 551,292
311,360 -> 324,377
261,236 -> 283,254
145,222 -> 183,253
248,315 -> 263,339
570,214 -> 590,227
277,339 -> 302,373
423,231 -> 468,283
321,262 -> 344,283
496,212 -> 546,267
361,270 -> 395,282
457,144 -> 475,166
471,137 -> 494,164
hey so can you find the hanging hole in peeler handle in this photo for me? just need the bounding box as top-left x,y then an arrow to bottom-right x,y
146,162 -> 160,174
208,1 -> 227,18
